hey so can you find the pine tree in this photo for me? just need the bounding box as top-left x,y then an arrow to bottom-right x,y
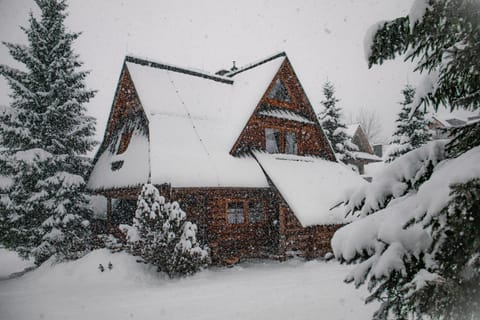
318,81 -> 357,162
386,85 -> 431,162
0,0 -> 96,264
128,184 -> 210,278
335,1 -> 480,319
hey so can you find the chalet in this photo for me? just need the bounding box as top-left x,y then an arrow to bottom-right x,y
429,114 -> 480,140
344,124 -> 381,175
88,52 -> 365,264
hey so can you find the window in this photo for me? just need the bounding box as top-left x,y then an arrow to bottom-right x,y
285,131 -> 298,155
265,128 -> 299,154
227,202 -> 245,224
117,130 -> 133,154
265,128 -> 281,153
248,202 -> 263,223
268,78 -> 291,102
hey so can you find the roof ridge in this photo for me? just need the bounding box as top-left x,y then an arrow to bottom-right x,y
227,52 -> 287,77
125,55 -> 234,85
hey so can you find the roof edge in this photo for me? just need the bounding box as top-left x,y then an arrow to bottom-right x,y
125,55 -> 234,85
227,52 -> 287,77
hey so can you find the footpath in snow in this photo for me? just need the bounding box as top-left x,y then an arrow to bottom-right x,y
0,249 -> 376,320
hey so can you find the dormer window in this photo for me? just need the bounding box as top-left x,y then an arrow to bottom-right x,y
268,78 -> 291,102
117,130 -> 133,154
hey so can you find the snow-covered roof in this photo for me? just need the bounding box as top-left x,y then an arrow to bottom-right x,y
353,151 -> 382,161
345,124 -> 360,138
431,112 -> 480,128
254,152 -> 367,226
90,53 -> 286,189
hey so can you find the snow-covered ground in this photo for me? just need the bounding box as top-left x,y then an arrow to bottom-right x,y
0,248 -> 34,280
0,249 -> 376,320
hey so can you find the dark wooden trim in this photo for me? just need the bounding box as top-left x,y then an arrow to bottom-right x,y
227,52 -> 286,77
125,56 -> 234,85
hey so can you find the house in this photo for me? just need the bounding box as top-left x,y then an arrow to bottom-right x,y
88,52 -> 365,264
344,124 -> 382,175
429,114 -> 480,140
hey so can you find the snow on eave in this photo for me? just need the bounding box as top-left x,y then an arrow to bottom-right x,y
125,55 -> 234,85
258,109 -> 314,124
226,52 -> 286,77
253,151 -> 367,227
353,151 -> 382,162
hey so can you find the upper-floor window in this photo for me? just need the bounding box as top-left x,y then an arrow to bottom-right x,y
265,128 -> 281,153
285,131 -> 297,154
268,78 -> 292,102
265,128 -> 298,155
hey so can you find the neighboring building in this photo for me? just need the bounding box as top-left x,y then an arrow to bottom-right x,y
429,114 -> 480,139
88,52 -> 365,264
344,124 -> 382,175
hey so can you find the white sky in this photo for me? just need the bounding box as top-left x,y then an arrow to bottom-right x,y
0,0 -> 451,149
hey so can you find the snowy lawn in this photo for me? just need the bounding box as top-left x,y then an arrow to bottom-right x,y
0,248 -> 34,280
0,249 -> 376,320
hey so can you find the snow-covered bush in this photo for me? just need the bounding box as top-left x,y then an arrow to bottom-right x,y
125,184 -> 210,277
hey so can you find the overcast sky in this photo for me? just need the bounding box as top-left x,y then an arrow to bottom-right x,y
0,0 -> 439,148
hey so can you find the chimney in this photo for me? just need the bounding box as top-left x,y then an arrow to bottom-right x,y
230,61 -> 238,72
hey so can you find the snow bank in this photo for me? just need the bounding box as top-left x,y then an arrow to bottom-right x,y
0,249 -> 377,320
0,248 -> 34,279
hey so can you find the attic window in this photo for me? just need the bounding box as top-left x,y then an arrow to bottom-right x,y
117,130 -> 133,154
268,78 -> 291,102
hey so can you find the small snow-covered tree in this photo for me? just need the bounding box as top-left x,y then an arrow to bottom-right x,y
334,0 -> 480,319
0,0 -> 96,264
318,81 -> 357,161
127,184 -> 210,278
386,85 -> 431,162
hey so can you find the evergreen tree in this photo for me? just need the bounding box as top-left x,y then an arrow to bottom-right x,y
335,1 -> 480,319
318,81 -> 357,162
128,184 -> 210,278
0,0 -> 96,264
386,85 -> 431,162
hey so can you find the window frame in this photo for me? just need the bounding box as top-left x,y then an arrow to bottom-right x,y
226,200 -> 246,225
284,130 -> 298,155
264,75 -> 297,110
225,199 -> 266,225
264,126 -> 300,155
248,201 -> 265,224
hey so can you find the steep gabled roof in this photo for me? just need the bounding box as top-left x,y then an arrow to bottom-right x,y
89,53 -> 287,190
